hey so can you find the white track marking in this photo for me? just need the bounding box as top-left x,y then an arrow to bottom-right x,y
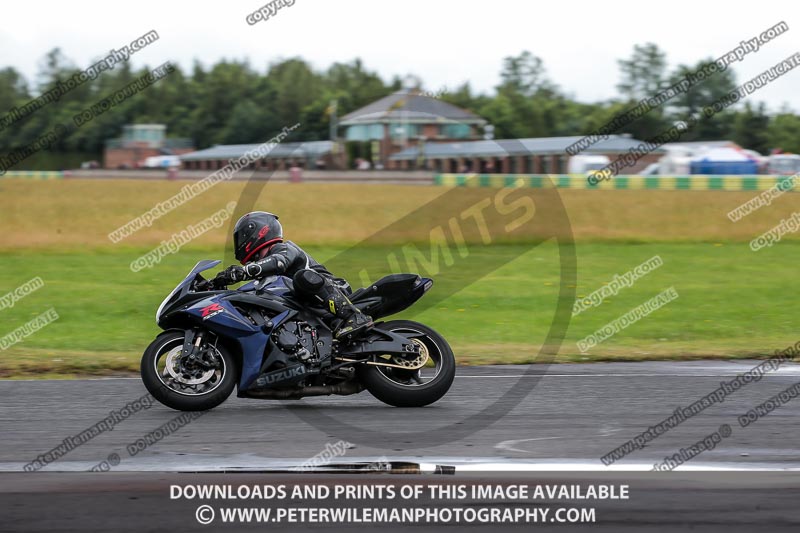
454,462 -> 800,472
496,436 -> 565,453
3,447 -> 798,473
0,377 -> 141,382
496,427 -> 622,454
458,370 -> 800,378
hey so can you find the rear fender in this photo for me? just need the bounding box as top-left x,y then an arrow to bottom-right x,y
353,276 -> 433,319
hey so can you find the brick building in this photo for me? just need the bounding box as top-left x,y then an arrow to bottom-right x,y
104,124 -> 194,169
339,88 -> 486,168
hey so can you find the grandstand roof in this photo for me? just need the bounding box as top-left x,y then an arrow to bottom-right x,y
340,89 -> 485,125
389,135 -> 664,160
180,140 -> 332,161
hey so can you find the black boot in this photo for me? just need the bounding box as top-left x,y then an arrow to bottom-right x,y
292,269 -> 373,340
327,292 -> 373,340
334,308 -> 374,340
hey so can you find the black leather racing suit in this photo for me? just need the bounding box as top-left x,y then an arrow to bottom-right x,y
239,241 -> 372,338
242,241 -> 350,293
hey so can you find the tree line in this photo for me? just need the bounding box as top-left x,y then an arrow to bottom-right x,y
0,43 -> 798,170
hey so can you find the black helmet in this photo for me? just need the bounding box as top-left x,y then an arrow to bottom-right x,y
233,211 -> 283,264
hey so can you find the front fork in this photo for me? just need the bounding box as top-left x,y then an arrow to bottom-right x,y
181,328 -> 219,370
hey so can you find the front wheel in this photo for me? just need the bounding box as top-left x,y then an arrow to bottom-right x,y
357,320 -> 455,407
141,330 -> 238,411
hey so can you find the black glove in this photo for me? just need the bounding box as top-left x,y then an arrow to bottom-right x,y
209,274 -> 228,290
195,278 -> 214,291
216,265 -> 246,286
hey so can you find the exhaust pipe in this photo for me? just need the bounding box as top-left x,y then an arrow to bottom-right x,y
247,381 -> 364,399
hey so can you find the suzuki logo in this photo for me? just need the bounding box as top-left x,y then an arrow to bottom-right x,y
200,303 -> 224,320
256,365 -> 306,387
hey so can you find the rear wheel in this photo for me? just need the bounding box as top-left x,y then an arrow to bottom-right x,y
357,320 -> 455,407
141,331 -> 237,411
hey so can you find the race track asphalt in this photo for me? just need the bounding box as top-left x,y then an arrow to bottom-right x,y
3,361 -> 800,531
2,360 -> 799,471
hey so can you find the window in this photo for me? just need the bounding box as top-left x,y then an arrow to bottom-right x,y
389,123 -> 419,139
442,123 -> 471,139
345,124 -> 384,141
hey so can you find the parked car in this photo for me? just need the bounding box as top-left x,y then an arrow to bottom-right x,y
568,154 -> 610,174
767,154 -> 800,175
142,155 -> 181,169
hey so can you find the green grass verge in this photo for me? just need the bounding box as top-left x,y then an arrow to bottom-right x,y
0,242 -> 795,377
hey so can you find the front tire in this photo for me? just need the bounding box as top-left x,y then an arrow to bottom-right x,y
141,331 -> 238,411
357,320 -> 455,407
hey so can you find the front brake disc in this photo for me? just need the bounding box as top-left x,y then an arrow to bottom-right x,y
165,346 -> 215,385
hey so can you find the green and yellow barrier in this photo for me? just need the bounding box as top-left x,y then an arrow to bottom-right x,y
435,174 -> 797,192
0,170 -> 65,180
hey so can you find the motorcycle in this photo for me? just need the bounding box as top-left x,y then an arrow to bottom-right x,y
141,260 -> 456,411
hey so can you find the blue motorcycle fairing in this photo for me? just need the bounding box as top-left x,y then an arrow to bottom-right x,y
238,280 -> 258,292
188,298 -> 300,392
157,261 -> 310,392
181,294 -> 269,391
242,275 -> 293,298
238,310 -> 293,391
156,260 -> 221,322
185,297 -> 257,333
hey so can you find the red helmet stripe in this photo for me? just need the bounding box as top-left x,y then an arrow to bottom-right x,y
241,237 -> 283,264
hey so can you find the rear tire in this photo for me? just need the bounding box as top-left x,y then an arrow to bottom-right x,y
357,320 -> 455,407
141,331 -> 238,411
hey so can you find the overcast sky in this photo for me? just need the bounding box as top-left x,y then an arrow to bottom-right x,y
2,0 -> 799,111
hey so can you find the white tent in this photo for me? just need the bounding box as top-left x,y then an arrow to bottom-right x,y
689,147 -> 756,163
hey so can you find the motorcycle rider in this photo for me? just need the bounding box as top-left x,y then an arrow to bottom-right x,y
213,211 -> 373,340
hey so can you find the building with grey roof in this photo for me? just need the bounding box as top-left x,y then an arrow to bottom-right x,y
180,140 -> 335,171
388,135 -> 665,173
176,90 -> 664,174
340,88 -> 486,166
340,89 -> 486,127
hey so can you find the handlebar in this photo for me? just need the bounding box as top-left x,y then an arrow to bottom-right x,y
195,275 -> 227,291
